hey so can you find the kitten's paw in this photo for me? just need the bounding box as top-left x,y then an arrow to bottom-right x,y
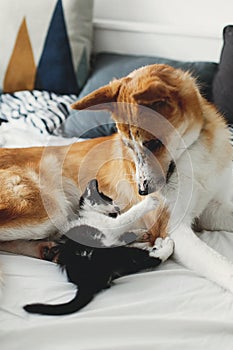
149,237 -> 174,262
39,242 -> 59,262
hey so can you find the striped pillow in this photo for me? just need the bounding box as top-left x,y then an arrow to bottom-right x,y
0,90 -> 77,134
0,0 -> 93,94
229,125 -> 233,146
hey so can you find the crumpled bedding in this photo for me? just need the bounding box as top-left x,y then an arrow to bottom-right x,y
1,231 -> 233,350
0,122 -> 80,148
0,125 -> 233,350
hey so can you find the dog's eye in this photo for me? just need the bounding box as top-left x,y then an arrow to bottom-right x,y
149,100 -> 166,110
143,139 -> 163,152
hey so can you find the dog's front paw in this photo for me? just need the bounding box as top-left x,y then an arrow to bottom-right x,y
149,237 -> 174,262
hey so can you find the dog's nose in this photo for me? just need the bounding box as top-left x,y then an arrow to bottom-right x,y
139,188 -> 148,196
138,180 -> 149,196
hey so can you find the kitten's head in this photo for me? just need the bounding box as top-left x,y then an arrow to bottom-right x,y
79,179 -> 120,217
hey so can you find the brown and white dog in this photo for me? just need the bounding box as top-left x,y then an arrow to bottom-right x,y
0,64 -> 233,294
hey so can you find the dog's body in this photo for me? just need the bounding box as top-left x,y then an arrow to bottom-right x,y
0,64 -> 233,293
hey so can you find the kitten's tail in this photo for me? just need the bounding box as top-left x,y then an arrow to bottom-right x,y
23,288 -> 93,316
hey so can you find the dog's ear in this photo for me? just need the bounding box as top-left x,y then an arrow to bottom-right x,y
133,81 -> 177,104
71,79 -> 123,111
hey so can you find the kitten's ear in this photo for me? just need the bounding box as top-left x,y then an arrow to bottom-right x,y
84,179 -> 114,205
80,179 -> 100,203
86,179 -> 99,196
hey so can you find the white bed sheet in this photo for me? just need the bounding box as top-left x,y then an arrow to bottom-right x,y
0,122 -> 80,148
1,231 -> 233,350
1,125 -> 233,350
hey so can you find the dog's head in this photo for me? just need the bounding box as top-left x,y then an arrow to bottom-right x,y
72,64 -> 204,195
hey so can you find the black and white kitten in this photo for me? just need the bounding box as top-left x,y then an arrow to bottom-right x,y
24,180 -> 174,316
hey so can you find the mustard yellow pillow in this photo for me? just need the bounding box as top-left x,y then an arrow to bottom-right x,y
0,0 -> 93,94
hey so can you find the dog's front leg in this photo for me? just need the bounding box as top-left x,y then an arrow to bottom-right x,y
143,204 -> 170,244
170,223 -> 233,293
198,200 -> 233,232
197,165 -> 233,232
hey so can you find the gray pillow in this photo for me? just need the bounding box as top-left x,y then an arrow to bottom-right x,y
212,25 -> 233,124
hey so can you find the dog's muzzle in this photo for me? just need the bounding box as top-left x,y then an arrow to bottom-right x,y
138,164 -> 174,195
138,180 -> 165,195
137,159 -> 175,196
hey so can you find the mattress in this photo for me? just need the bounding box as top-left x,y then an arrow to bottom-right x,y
1,231 -> 233,350
0,116 -> 233,350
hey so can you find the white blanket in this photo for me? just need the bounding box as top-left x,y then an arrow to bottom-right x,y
1,231 -> 233,350
0,122 -> 80,148
0,127 -> 233,350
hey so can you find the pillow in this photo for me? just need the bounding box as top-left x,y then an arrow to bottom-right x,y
62,52 -> 218,138
212,25 -> 233,124
0,90 -> 77,134
230,125 -> 233,145
0,0 -> 93,95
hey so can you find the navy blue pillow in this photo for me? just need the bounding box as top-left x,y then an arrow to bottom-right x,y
62,52 -> 218,138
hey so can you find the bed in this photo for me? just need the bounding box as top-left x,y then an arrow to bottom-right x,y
1,1 -> 233,349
